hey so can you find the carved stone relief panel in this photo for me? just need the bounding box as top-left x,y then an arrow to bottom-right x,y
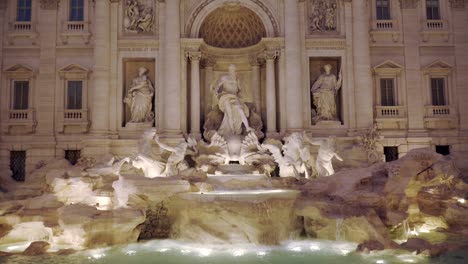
123,0 -> 156,34
40,0 -> 60,10
307,0 -> 338,34
399,0 -> 420,9
449,0 -> 466,9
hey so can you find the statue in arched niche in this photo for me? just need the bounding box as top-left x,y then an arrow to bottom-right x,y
124,67 -> 155,124
203,64 -> 264,140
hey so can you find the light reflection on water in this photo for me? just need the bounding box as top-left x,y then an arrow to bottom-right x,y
0,240 -> 466,264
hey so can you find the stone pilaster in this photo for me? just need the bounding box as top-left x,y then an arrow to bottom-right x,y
352,0 -> 373,129
162,0 -> 182,135
264,50 -> 279,134
91,0 -> 111,135
401,0 -> 426,134
188,52 -> 202,138
109,0 -> 119,136
284,0 -> 303,131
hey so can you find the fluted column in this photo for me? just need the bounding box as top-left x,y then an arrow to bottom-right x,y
249,55 -> 261,114
188,52 -> 202,137
352,0 -> 373,129
284,0 -> 303,131
265,50 -> 278,134
91,0 -> 111,135
163,0 -> 181,134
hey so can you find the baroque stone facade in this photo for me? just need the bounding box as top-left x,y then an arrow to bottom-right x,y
1,0 -> 468,177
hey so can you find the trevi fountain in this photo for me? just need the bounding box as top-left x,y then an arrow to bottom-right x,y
1,0 -> 468,264
0,64 -> 467,264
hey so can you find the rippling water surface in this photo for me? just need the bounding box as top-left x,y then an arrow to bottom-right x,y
0,240 -> 466,264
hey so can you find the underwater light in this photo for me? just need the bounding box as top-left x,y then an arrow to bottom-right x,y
125,250 -> 136,255
231,249 -> 245,256
156,248 -> 169,252
376,260 -> 385,264
289,246 -> 302,252
256,251 -> 267,256
197,248 -> 213,257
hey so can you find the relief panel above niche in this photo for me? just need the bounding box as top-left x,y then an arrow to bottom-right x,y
307,0 -> 339,35
123,0 -> 157,35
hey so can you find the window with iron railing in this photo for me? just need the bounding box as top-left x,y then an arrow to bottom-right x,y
65,150 -> 81,165
10,151 -> 26,182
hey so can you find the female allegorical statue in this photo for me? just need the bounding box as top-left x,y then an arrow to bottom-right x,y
124,67 -> 155,123
211,64 -> 254,137
310,64 -> 342,122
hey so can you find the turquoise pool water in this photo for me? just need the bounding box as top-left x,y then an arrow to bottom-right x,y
0,240 -> 466,264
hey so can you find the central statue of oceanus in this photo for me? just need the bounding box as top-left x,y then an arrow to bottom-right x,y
203,64 -> 264,140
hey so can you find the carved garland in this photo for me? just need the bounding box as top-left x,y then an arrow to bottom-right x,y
185,0 -> 279,37
40,0 -> 60,10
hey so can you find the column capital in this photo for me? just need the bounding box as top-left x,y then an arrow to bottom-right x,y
249,55 -> 261,66
264,50 -> 279,61
40,0 -> 59,10
201,56 -> 216,67
187,51 -> 202,61
399,0 -> 420,9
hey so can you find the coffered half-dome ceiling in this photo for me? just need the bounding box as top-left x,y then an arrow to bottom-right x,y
199,5 -> 266,49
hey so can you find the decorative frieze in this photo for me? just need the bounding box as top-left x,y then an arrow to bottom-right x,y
399,0 -> 419,9
307,0 -> 338,34
40,0 -> 60,10
0,1 -> 7,10
449,0 -> 466,9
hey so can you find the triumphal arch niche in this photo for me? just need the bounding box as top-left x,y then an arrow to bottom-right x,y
184,1 -> 282,140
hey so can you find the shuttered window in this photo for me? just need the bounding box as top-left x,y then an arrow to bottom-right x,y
70,0 -> 84,21
431,78 -> 446,106
380,78 -> 395,106
13,81 -> 29,110
376,0 -> 391,20
67,81 -> 83,109
426,0 -> 441,20
17,0 -> 32,22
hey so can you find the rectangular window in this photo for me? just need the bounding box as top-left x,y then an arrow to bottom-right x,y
376,0 -> 391,20
67,81 -> 83,109
13,81 -> 29,110
436,145 -> 450,156
65,150 -> 81,165
384,146 -> 399,162
10,151 -> 26,182
431,78 -> 446,106
426,0 -> 441,20
16,0 -> 32,22
380,78 -> 395,106
69,0 -> 84,21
